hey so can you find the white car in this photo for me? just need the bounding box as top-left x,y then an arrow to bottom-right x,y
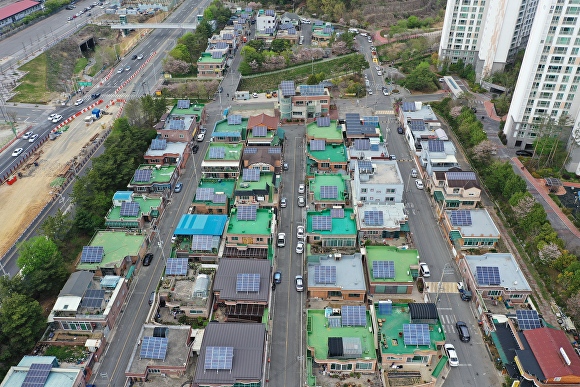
117,68 -> 123,73
415,179 -> 424,190
420,262 -> 431,277
252,92 -> 259,98
444,344 -> 459,367
12,148 -> 23,157
367,89 -> 373,95
52,114 -> 63,123
297,196 -> 305,207
295,275 -> 304,291
48,114 -> 57,121
74,98 -> 84,106
297,225 -> 305,239
137,54 -> 144,60
28,134 -> 39,143
22,131 -> 33,139
298,184 -> 305,194
196,132 -> 205,142
296,241 -> 304,254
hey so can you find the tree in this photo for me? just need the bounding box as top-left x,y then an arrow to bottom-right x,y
566,292 -> 580,324
169,44 -> 191,62
270,39 -> 290,53
471,140 -> 497,167
400,61 -> 438,92
0,293 -> 45,361
39,209 -> 73,247
247,40 -> 265,52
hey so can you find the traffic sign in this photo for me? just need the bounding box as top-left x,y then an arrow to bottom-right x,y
78,82 -> 92,86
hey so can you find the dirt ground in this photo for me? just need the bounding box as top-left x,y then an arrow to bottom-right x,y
0,104 -> 120,257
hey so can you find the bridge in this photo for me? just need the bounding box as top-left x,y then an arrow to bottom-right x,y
110,23 -> 197,29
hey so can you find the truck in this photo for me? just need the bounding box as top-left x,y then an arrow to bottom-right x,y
235,91 -> 250,100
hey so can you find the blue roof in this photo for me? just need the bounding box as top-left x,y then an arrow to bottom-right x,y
174,214 -> 228,236
113,191 -> 133,201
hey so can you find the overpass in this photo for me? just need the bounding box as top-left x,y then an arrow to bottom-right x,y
110,23 -> 197,29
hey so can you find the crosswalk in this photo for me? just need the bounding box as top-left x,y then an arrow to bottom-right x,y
438,313 -> 458,335
375,110 -> 394,115
424,281 -> 459,293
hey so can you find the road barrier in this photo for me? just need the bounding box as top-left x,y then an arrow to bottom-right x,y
114,51 -> 157,94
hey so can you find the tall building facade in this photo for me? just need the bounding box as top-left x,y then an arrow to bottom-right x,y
503,0 -> 580,174
439,0 -> 538,81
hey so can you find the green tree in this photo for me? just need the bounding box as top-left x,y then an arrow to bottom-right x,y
169,44 -> 191,62
0,293 -> 45,361
270,39 -> 290,53
247,40 -> 265,52
39,209 -> 73,247
401,61 -> 438,92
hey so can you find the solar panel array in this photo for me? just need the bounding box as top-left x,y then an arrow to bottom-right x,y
196,187 -> 215,201
428,140 -> 445,152
81,246 -> 104,263
153,327 -> 168,338
450,210 -> 472,226
354,139 -> 371,150
312,215 -> 332,231
364,211 -> 384,226
177,100 -> 190,109
310,139 -> 326,151
151,138 -> 167,150
243,168 -> 261,181
317,116 -> 331,127
314,265 -> 336,284
288,27 -> 297,34
341,305 -> 366,327
81,289 -> 105,308
212,51 -> 224,59
331,208 -> 344,218
362,116 -> 379,124
476,266 -> 501,286
357,160 -> 373,173
22,363 -> 52,387
209,147 -> 226,159
192,235 -> 215,251
215,42 -> 228,49
120,201 -> 140,217
253,126 -> 267,137
403,324 -> 430,345
268,147 -> 282,154
166,258 -> 188,275
169,119 -> 185,130
265,9 -> 275,16
378,300 -> 393,315
205,346 -> 234,370
244,147 -> 258,155
320,185 -> 338,199
133,169 -> 152,182
372,261 -> 395,279
447,171 -> 476,181
236,273 -> 261,292
322,26 -> 333,34
223,33 -> 234,40
140,336 -> 169,360
409,119 -> 425,131
345,113 -> 360,123
213,193 -> 227,204
280,80 -> 296,96
228,114 -> 242,125
516,310 -> 542,330
300,84 -> 325,96
264,27 -> 275,34
328,316 -> 342,328
237,205 -> 258,221
402,102 -> 416,112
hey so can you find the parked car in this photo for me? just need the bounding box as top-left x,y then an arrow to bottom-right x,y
415,179 -> 424,190
12,148 -> 23,157
199,127 -> 207,134
419,262 -> 430,277
297,196 -> 305,207
397,127 -> 404,134
196,132 -> 205,142
457,282 -> 473,301
297,225 -> 305,239
283,162 -> 289,171
516,150 -> 533,157
74,98 -> 84,106
411,169 -> 418,178
383,88 -> 390,96
252,92 -> 259,98
295,275 -> 304,292
273,271 -> 282,284
142,253 -> 153,266
296,241 -> 304,254
192,144 -> 199,154
280,197 -> 287,208
48,114 -> 57,121
22,131 -> 33,139
174,182 -> 183,193
28,134 -> 39,143
298,183 -> 305,194
444,344 -> 459,366
277,233 -> 286,247
456,321 -> 471,342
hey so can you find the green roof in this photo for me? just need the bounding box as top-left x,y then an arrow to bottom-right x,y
307,309 -> 376,361
130,165 -> 177,185
77,231 -> 145,270
106,195 -> 162,221
306,208 -> 357,235
236,172 -> 274,192
204,142 -> 244,161
227,208 -> 274,235
193,179 -> 236,204
308,143 -> 348,163
213,118 -> 248,139
376,303 -> 445,355
307,120 -> 342,141
169,102 -> 204,118
310,174 -> 347,202
197,52 -> 225,63
366,246 -> 418,283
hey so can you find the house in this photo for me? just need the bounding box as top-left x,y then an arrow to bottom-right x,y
278,81 -> 331,120
275,25 -> 299,44
127,164 -> 179,193
197,52 -> 227,78
212,115 -> 248,143
48,271 -> 128,332
347,138 -> 388,160
280,12 -> 300,26
125,325 -> 193,383
76,231 -> 147,276
351,159 -> 404,204
355,203 -> 409,242
306,306 -> 377,373
344,113 -> 381,145
191,179 -> 236,215
0,356 -> 85,387
398,102 -> 442,152
420,139 -> 460,176
212,258 -> 271,322
144,138 -> 189,167
364,246 -> 419,294
242,146 -> 283,174
201,143 -> 244,179
311,22 -> 334,46
442,209 -> 501,250
172,214 -> 228,262
307,140 -> 349,175
308,174 -> 349,210
256,9 -> 277,32
105,191 -> 164,229
161,261 -> 212,318
0,0 -> 42,29
255,26 -> 276,45
206,41 -> 230,60
430,168 -> 482,214
156,100 -> 205,141
192,322 -> 266,387
306,117 -> 343,144
306,253 -> 366,302
306,208 -> 357,249
246,113 -> 279,145
224,206 -> 275,259
235,170 -> 280,208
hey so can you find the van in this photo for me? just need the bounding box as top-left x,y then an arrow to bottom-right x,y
277,233 -> 286,247
348,28 -> 358,34
148,291 -> 155,306
420,263 -> 431,277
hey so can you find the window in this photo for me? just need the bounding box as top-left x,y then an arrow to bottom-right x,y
320,162 -> 330,168
330,363 -> 353,371
356,362 -> 373,370
488,290 -> 501,296
348,293 -> 360,298
511,294 -> 524,299
231,236 -> 239,241
328,291 -> 342,297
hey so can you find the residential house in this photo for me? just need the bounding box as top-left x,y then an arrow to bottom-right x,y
162,261 -> 212,318
306,117 -> 343,144
212,115 -> 248,143
0,356 -> 85,387
48,271 -> 128,332
275,23 -> 299,44
235,170 -> 280,208
242,146 -> 283,174
442,209 -> 501,250
197,52 -> 227,78
420,139 -> 460,176
206,41 -> 230,60
156,100 -> 205,141
191,179 -> 236,215
201,143 -> 244,179
224,206 -> 275,259
256,9 -> 277,32
351,159 -> 404,204
306,253 -> 366,302
280,12 -> 300,26
306,208 -> 357,249
278,81 -> 331,120
311,21 -> 333,46
144,138 -> 189,168
172,214 -> 228,262
193,323 -> 266,387
127,164 -> 179,193
307,139 -> 349,175
105,191 -> 164,229
364,246 -> 419,294
430,169 -> 481,215
355,203 -> 409,242
76,231 -> 147,276
347,138 -> 388,160
308,174 -> 349,210
344,113 -> 381,145
398,102 -> 442,152
246,113 -> 279,146
212,258 -> 271,322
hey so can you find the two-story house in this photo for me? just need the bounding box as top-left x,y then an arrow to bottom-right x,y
201,143 -> 244,179
442,209 -> 501,250
144,138 -> 189,168
306,253 -> 366,302
197,52 -> 227,78
420,139 -> 460,176
344,112 -> 381,145
224,206 -> 275,259
399,102 -> 442,152
351,159 -> 404,204
308,173 -> 350,210
127,164 -> 179,193
246,113 -> 279,145
212,115 -> 248,143
242,146 -> 282,174
235,169 -> 279,208
430,168 -> 481,215
156,100 -> 205,141
278,81 -> 331,120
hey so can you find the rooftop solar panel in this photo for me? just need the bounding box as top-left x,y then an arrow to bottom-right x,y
357,160 -> 373,173
166,258 -> 188,275
244,147 -> 258,155
81,289 -> 105,308
120,201 -> 140,217
450,210 -> 472,226
314,265 -> 336,284
177,100 -> 190,109
402,102 -> 416,112
288,27 -> 296,34
446,171 -> 476,181
403,324 -> 430,345
300,84 -> 325,96
236,273 -> 260,292
212,51 -> 223,59
280,80 -> 296,97
228,115 -> 242,125
372,261 -> 395,279
133,169 -> 152,182
169,119 -> 185,130
364,210 -> 383,226
265,9 -> 275,16
192,235 -> 214,251
209,147 -> 226,159
320,185 -> 338,199
204,346 -> 234,370
140,336 -> 168,360
215,42 -> 229,49
22,363 -> 52,387
516,310 -> 542,330
428,140 -> 445,152
476,266 -> 501,286
354,139 -> 370,150
264,27 -> 275,34
345,113 -> 360,121
409,119 -> 425,131
253,126 -> 267,137
310,139 -> 326,150
378,300 -> 393,314
212,193 -> 227,204
268,147 -> 282,154
341,305 -> 366,327
237,205 -> 258,221
151,138 -> 167,150
243,168 -> 260,181
322,26 -> 333,34
196,187 -> 215,201
331,208 -> 344,218
362,116 -> 379,123
316,116 -> 331,127
312,215 -> 332,231
81,246 -> 104,263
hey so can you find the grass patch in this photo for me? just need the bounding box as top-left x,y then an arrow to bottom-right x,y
9,54 -> 54,104
74,57 -> 89,74
239,54 -> 359,92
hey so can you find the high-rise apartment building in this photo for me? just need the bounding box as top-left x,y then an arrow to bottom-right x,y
439,0 -> 538,81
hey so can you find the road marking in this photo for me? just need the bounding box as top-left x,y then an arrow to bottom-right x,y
375,110 -> 394,115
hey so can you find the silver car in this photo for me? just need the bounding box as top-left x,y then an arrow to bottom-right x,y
297,196 -> 305,207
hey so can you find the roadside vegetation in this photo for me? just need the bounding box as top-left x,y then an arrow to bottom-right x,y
386,15 -> 438,37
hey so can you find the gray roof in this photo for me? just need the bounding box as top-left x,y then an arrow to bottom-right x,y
307,253 -> 366,291
465,253 -> 531,291
213,258 -> 271,302
446,209 -> 500,238
58,271 -> 93,297
193,322 -> 265,386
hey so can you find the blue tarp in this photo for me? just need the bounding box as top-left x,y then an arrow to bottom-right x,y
174,214 -> 228,236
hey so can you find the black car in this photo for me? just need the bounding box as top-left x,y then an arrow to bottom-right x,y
397,127 -> 404,134
456,321 -> 471,342
91,93 -> 101,99
192,144 -> 199,154
516,150 -> 533,157
143,253 -> 154,266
